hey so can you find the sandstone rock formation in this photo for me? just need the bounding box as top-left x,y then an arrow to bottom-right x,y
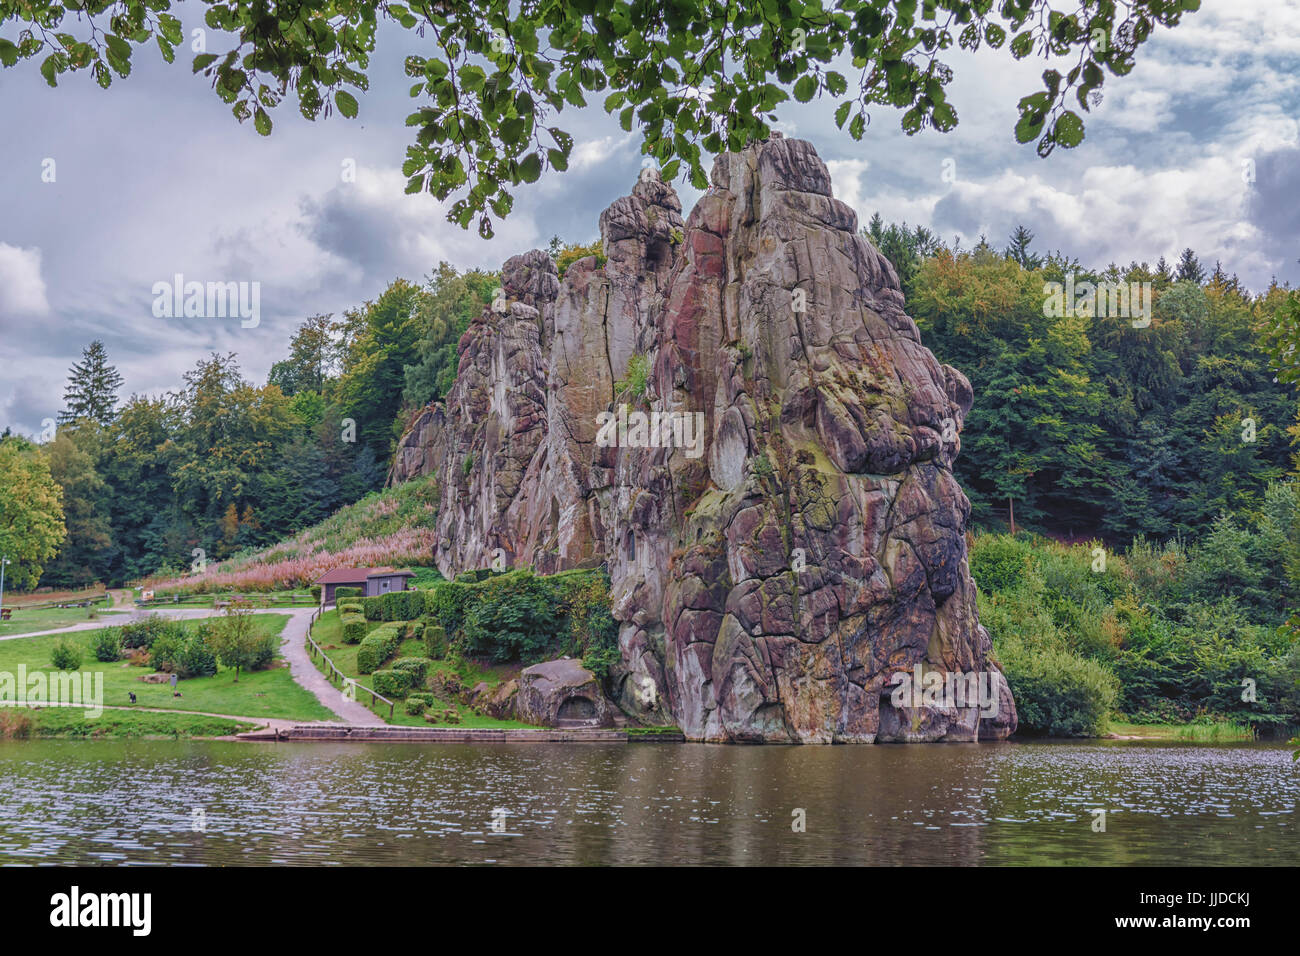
389,136 -> 1017,743
514,658 -> 613,728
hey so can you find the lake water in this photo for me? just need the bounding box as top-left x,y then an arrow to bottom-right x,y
0,739 -> 1295,865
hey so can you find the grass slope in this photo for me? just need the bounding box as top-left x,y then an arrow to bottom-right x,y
146,474 -> 440,593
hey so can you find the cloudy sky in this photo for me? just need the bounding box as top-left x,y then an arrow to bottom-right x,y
2,1 -> 1297,438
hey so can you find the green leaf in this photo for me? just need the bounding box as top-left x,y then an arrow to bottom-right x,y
1054,110 -> 1085,148
793,74 -> 817,103
518,152 -> 542,183
834,101 -> 852,129
335,90 -> 359,119
547,148 -> 568,171
192,53 -> 217,73
500,116 -> 526,145
254,107 -> 273,136
39,55 -> 59,88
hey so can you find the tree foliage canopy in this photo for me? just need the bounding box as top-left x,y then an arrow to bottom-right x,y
0,0 -> 1201,234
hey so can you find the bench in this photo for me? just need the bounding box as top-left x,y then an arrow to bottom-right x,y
0,608 -> 10,621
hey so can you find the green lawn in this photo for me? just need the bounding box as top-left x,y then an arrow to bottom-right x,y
0,601 -> 131,638
0,615 -> 334,722
309,609 -> 530,728
0,707 -> 256,739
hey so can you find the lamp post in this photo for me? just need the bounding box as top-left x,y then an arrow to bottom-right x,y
0,556 -> 10,616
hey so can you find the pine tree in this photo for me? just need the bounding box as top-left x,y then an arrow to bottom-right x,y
59,340 -> 124,425
1004,225 -> 1044,269
1175,247 -> 1206,284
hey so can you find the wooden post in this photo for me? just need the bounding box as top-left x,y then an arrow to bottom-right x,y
1009,497 -> 1016,536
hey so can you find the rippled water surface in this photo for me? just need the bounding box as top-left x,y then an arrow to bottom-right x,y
0,739 -> 1295,865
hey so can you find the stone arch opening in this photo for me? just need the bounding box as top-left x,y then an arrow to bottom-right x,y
558,696 -> 597,721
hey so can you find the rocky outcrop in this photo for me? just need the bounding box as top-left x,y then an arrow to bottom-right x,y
515,659 -> 613,727
390,136 -> 1016,743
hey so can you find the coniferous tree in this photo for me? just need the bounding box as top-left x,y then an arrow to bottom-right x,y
1175,247 -> 1206,284
58,340 -> 124,425
1004,225 -> 1044,270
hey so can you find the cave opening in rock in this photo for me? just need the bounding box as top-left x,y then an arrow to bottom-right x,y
558,697 -> 597,720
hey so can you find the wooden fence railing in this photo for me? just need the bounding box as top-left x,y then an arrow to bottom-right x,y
305,606 -> 394,721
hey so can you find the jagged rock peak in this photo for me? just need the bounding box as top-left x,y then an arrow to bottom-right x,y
389,137 -> 1016,744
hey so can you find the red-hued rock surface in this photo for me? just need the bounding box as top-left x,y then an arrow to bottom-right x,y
388,137 -> 1017,743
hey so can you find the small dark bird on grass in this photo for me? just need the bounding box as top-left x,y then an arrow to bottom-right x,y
128,692 -> 136,704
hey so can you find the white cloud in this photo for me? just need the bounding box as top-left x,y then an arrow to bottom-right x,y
825,158 -> 870,216
0,243 -> 50,316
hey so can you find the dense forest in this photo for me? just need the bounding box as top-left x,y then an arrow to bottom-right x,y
1,227 -> 1296,605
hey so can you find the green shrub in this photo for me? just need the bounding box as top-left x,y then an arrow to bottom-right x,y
118,614 -> 169,649
357,625 -> 402,674
372,668 -> 414,698
428,568 -> 617,667
337,600 -> 363,615
409,622 -> 424,641
392,589 -> 424,620
340,611 -> 368,644
50,639 -> 82,671
996,634 -> 1119,736
393,657 -> 430,682
310,585 -> 322,603
408,692 -> 437,707
970,533 -> 1032,594
423,624 -> 447,659
405,696 -> 428,715
92,628 -> 123,663
149,624 -> 219,678
360,596 -> 386,621
334,586 -> 363,600
183,627 -> 220,678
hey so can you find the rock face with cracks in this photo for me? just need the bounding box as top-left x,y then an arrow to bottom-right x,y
389,136 -> 1017,743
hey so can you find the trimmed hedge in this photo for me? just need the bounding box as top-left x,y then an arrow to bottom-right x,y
340,611 -> 368,644
372,668 -> 414,698
405,696 -> 428,715
357,624 -> 402,674
310,585 -> 322,603
337,600 -> 363,615
360,589 -> 425,622
392,657 -> 430,682
335,586 -> 363,600
423,624 -> 447,660
407,692 -> 437,707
